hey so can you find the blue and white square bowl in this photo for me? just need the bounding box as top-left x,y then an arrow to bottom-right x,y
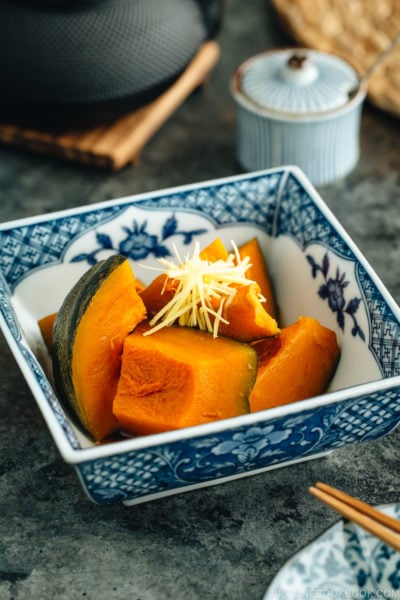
0,167 -> 399,506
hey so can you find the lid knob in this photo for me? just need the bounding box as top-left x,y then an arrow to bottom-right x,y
282,52 -> 318,86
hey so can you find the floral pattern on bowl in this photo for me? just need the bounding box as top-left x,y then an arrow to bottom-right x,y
0,166 -> 399,505
264,503 -> 400,599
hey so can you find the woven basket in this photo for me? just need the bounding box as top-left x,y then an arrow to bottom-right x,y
272,0 -> 400,117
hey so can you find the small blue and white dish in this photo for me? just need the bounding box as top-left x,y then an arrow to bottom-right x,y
264,503 -> 400,599
0,166 -> 399,506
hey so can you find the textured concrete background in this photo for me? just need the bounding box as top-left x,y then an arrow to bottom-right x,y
0,1 -> 399,599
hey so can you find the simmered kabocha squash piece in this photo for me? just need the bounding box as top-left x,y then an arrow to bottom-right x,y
238,237 -> 278,320
200,237 -> 279,339
139,273 -> 176,317
139,239 -> 232,315
140,278 -> 278,342
200,237 -> 278,320
38,311 -> 57,352
210,282 -> 278,342
199,237 -> 229,262
139,238 -> 279,341
38,280 -> 145,353
113,321 -> 258,435
52,255 -> 147,441
249,316 -> 340,412
138,238 -> 229,318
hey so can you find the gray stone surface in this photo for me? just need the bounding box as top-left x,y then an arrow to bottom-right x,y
0,2 -> 399,599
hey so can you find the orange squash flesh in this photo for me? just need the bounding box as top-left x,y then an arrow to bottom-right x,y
38,311 -> 57,352
113,322 -> 258,435
141,277 -> 279,341
199,237 -> 229,262
249,316 -> 340,412
200,237 -> 278,320
52,255 -> 147,441
138,237 -> 232,317
201,237 -> 279,339
238,237 -> 278,320
139,273 -> 176,316
138,238 -> 231,315
212,283 -> 279,341
38,281 -> 144,353
139,236 -> 279,341
134,279 -> 146,293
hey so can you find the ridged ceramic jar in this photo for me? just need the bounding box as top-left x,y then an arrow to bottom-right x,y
231,48 -> 366,186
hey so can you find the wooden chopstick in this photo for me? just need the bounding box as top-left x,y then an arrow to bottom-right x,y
309,482 -> 400,551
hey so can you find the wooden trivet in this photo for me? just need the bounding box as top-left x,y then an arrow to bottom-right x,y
272,0 -> 400,117
0,41 -> 220,170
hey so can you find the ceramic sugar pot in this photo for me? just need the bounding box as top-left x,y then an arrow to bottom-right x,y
231,48 -> 366,186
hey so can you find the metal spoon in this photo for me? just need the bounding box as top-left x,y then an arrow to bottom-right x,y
349,30 -> 400,99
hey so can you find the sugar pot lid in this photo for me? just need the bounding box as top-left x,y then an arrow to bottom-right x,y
234,48 -> 360,115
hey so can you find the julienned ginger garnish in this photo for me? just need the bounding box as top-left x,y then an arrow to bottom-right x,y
143,241 -> 265,338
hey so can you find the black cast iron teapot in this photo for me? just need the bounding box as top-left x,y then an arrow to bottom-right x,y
0,0 -> 223,128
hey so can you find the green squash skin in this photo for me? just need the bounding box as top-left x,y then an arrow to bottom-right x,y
235,342 -> 258,415
52,254 -> 128,435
